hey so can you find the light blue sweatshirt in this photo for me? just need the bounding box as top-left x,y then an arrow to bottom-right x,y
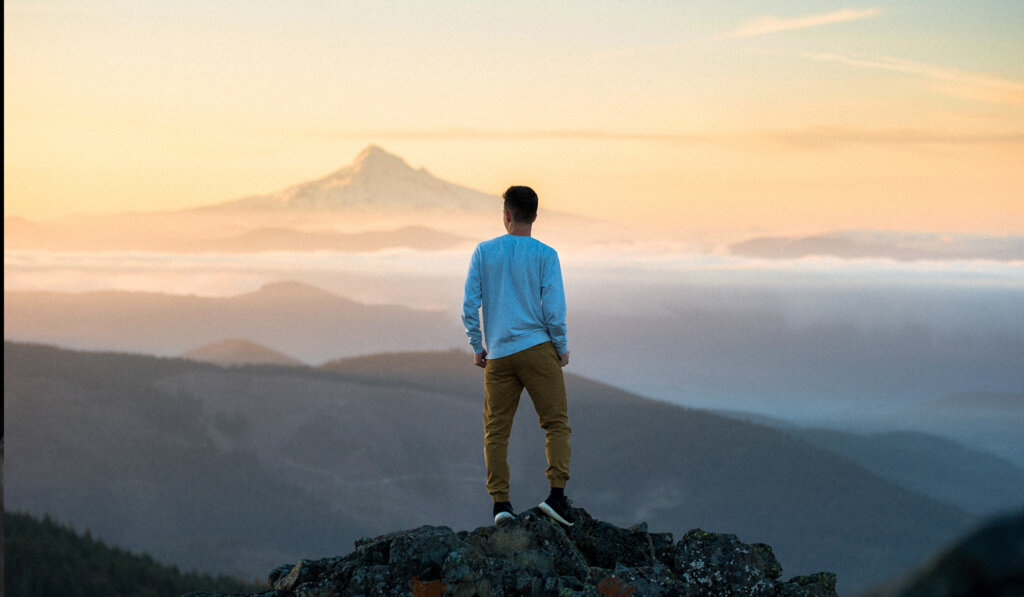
462,234 -> 568,360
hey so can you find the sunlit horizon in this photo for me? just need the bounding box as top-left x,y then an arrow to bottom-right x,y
5,2 -> 1023,236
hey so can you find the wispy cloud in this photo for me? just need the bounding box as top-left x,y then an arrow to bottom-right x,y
724,8 -> 879,39
760,126 -> 1024,148
282,126 -> 1024,148
806,52 -> 1024,107
280,127 -> 719,143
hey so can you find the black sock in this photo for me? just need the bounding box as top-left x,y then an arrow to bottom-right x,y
549,487 -> 565,499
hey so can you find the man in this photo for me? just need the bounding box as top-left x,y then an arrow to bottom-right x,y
462,185 -> 575,527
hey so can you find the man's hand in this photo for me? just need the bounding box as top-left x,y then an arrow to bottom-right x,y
474,351 -> 487,368
559,351 -> 570,367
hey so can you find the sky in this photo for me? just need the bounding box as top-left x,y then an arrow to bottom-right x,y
5,0 -> 1024,236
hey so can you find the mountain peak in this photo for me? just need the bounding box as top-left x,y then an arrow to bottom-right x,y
181,338 -> 306,368
350,144 -> 418,177
214,145 -> 497,213
251,280 -> 340,299
230,281 -> 353,305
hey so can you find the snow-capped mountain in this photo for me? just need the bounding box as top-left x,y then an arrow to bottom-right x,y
211,145 -> 499,214
4,145 -> 599,252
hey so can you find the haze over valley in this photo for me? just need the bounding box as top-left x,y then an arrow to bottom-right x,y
6,149 -> 1023,456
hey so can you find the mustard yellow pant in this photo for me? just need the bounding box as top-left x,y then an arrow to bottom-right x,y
483,341 -> 572,502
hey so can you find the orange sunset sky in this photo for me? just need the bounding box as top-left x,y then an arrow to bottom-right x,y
5,1 -> 1024,237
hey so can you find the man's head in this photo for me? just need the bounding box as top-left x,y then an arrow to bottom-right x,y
503,186 -> 539,225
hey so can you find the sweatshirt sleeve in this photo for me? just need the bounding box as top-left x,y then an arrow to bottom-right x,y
461,246 -> 486,354
541,250 -> 568,355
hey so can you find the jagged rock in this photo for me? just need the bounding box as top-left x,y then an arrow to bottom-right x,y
183,508 -> 837,597
672,528 -> 783,596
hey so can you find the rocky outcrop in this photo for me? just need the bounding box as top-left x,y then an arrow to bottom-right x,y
184,508 -> 837,597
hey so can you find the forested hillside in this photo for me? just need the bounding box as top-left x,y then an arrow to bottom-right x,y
4,511 -> 262,597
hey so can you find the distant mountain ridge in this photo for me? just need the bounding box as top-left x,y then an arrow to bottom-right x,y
909,391 -> 1024,469
9,279 -> 1024,471
181,338 -> 306,367
3,281 -> 463,362
792,429 -> 1024,516
929,391 -> 1023,412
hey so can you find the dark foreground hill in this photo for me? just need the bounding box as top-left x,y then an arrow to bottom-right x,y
4,511 -> 261,597
865,508 -> 1024,597
4,342 -> 973,594
186,507 -> 838,597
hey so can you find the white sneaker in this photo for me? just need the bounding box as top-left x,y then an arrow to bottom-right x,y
493,502 -> 515,524
539,496 -> 574,527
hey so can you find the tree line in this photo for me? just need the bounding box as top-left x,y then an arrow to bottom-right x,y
4,511 -> 264,597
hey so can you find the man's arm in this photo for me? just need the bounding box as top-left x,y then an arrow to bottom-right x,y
541,250 -> 569,359
462,247 -> 486,363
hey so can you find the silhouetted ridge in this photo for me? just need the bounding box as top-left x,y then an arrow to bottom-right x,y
181,338 -> 306,367
185,508 -> 837,597
243,280 -> 345,301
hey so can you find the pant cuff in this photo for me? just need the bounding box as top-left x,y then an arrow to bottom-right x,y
491,493 -> 511,503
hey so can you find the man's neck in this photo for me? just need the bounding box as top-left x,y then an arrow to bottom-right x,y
506,222 -> 532,237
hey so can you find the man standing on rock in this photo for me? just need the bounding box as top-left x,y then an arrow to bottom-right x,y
462,185 -> 575,527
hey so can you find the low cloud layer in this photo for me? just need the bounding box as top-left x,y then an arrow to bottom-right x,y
729,231 -> 1024,261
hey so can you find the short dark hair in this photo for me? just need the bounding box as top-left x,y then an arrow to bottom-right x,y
503,186 -> 538,224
